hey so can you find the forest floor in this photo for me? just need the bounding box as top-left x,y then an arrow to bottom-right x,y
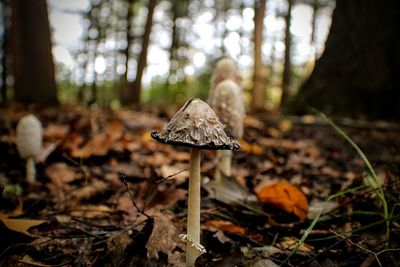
0,105 -> 399,267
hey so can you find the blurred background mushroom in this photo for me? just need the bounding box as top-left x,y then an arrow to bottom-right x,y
16,114 -> 43,184
208,58 -> 245,183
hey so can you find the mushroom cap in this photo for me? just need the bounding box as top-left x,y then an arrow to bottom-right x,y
209,79 -> 245,138
209,57 -> 242,105
16,114 -> 43,159
151,98 -> 240,150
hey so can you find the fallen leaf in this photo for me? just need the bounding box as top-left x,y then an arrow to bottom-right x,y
69,180 -> 108,205
239,140 -> 263,155
205,220 -> 246,235
43,124 -> 69,140
146,210 -> 185,266
159,163 -> 189,183
278,236 -> 313,252
257,182 -> 308,221
0,218 -> 46,236
45,162 -> 76,184
71,133 -> 112,158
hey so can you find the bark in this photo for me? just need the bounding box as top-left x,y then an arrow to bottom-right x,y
292,0 -> 400,120
1,0 -> 7,105
167,3 -> 180,84
120,0 -> 135,105
252,0 -> 266,111
10,0 -> 58,106
124,0 -> 135,81
310,0 -> 319,61
129,0 -> 157,105
280,0 -> 293,109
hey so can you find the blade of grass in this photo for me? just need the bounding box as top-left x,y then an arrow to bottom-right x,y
281,211 -> 322,266
311,108 -> 390,241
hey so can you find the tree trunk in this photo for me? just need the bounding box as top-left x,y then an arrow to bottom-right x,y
280,0 -> 293,109
1,0 -> 8,105
10,0 -> 58,106
291,0 -> 400,120
309,0 -> 319,61
120,0 -> 135,105
129,0 -> 157,105
252,0 -> 266,111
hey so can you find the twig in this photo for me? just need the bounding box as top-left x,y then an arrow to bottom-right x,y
119,172 -> 150,218
154,168 -> 187,184
330,230 -> 383,267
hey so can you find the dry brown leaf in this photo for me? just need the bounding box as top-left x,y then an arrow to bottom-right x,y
146,210 -> 185,266
0,218 -> 46,236
104,120 -> 125,140
71,133 -> 112,158
69,180 -> 108,205
159,163 -> 188,183
145,187 -> 187,210
43,124 -> 69,140
45,162 -> 76,184
257,182 -> 308,221
205,220 -> 246,235
278,236 -> 313,252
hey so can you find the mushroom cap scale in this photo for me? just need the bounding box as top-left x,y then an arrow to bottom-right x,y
151,99 -> 239,150
16,114 -> 43,159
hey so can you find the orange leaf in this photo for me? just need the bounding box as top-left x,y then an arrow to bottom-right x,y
205,220 -> 246,235
257,182 -> 308,221
0,218 -> 45,236
239,140 -> 263,155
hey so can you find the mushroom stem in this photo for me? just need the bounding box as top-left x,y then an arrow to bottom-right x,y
26,158 -> 36,184
214,150 -> 232,183
186,148 -> 202,266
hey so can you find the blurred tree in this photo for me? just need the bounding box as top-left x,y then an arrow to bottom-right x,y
0,0 -> 8,105
10,0 -> 58,105
252,0 -> 266,111
129,0 -> 157,105
292,0 -> 400,120
167,0 -> 189,101
120,0 -> 136,105
280,0 -> 293,108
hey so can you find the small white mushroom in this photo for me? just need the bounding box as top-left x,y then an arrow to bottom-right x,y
209,57 -> 242,103
16,115 -> 42,184
209,59 -> 245,183
152,99 -> 239,266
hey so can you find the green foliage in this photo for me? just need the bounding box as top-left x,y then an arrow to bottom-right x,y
143,71 -> 212,106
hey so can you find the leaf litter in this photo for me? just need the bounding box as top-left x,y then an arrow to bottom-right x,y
0,106 -> 399,266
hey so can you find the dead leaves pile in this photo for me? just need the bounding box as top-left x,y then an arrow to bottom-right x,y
0,107 -> 399,266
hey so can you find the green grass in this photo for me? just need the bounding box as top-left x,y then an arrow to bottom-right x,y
312,109 -> 391,242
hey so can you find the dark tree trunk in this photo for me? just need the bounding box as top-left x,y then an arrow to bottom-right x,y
292,0 -> 400,120
309,0 -> 319,61
1,0 -> 8,105
129,0 -> 157,105
10,0 -> 58,106
280,0 -> 293,109
120,0 -> 135,105
252,0 -> 266,111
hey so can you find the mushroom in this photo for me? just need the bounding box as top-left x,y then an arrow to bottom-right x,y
151,98 -> 239,266
208,57 -> 242,103
16,114 -> 42,184
209,79 -> 245,182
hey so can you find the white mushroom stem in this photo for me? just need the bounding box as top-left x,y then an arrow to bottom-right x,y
214,150 -> 232,183
186,148 -> 202,266
26,158 -> 36,184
